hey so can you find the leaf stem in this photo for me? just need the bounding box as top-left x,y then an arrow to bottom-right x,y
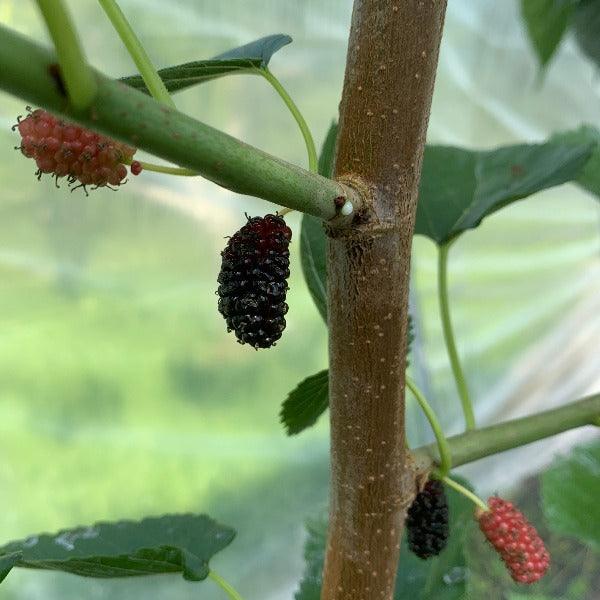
208,570 -> 244,600
406,377 -> 451,476
438,241 -> 476,431
97,0 -> 175,108
438,475 -> 488,511
413,391 -> 600,468
261,68 -> 318,174
35,0 -> 97,109
122,157 -> 197,176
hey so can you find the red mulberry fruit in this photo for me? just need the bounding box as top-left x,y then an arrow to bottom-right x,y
477,496 -> 550,584
405,480 -> 449,559
130,160 -> 143,176
14,108 -> 136,190
217,214 -> 292,349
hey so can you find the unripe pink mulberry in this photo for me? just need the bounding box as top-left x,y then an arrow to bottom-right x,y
477,496 -> 550,584
14,108 -> 136,192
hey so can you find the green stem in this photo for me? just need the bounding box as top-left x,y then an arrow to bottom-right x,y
438,241 -> 476,431
122,157 -> 197,176
406,377 -> 451,476
127,66 -> 318,190
439,475 -> 487,511
0,24 -> 358,221
97,0 -> 175,108
261,68 -> 318,174
208,570 -> 244,600
35,0 -> 97,109
413,391 -> 600,468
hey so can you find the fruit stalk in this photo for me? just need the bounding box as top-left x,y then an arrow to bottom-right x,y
321,2 -> 448,599
440,475 -> 487,511
0,24 -> 358,222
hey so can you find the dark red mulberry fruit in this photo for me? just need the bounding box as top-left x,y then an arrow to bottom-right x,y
14,108 -> 136,190
405,480 -> 449,559
477,496 -> 550,584
130,160 -> 143,176
217,214 -> 292,349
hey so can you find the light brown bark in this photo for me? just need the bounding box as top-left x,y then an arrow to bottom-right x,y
322,2 -> 447,599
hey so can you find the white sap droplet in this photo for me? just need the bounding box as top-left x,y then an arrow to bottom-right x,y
54,532 -> 75,551
54,527 -> 99,552
23,536 -> 39,548
443,566 -> 467,585
341,201 -> 353,216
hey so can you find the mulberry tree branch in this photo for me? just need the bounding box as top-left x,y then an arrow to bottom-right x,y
0,25 -> 358,222
413,392 -> 600,469
322,2 -> 448,599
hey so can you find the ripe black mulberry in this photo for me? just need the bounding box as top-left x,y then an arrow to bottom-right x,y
217,214 -> 292,349
406,479 -> 449,559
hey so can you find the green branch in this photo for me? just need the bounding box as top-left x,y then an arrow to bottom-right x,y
35,0 -> 97,109
97,0 -> 175,108
0,25 -> 357,221
438,242 -> 476,431
413,392 -> 600,468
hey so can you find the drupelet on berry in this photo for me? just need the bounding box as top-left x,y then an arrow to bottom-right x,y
477,496 -> 550,584
15,108 -> 136,190
405,479 -> 450,559
217,214 -> 292,349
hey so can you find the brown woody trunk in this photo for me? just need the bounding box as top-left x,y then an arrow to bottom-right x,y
322,2 -> 447,599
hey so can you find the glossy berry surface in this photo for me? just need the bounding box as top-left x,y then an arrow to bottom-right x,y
15,108 -> 136,190
217,214 -> 292,349
478,496 -> 550,584
405,480 -> 449,559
